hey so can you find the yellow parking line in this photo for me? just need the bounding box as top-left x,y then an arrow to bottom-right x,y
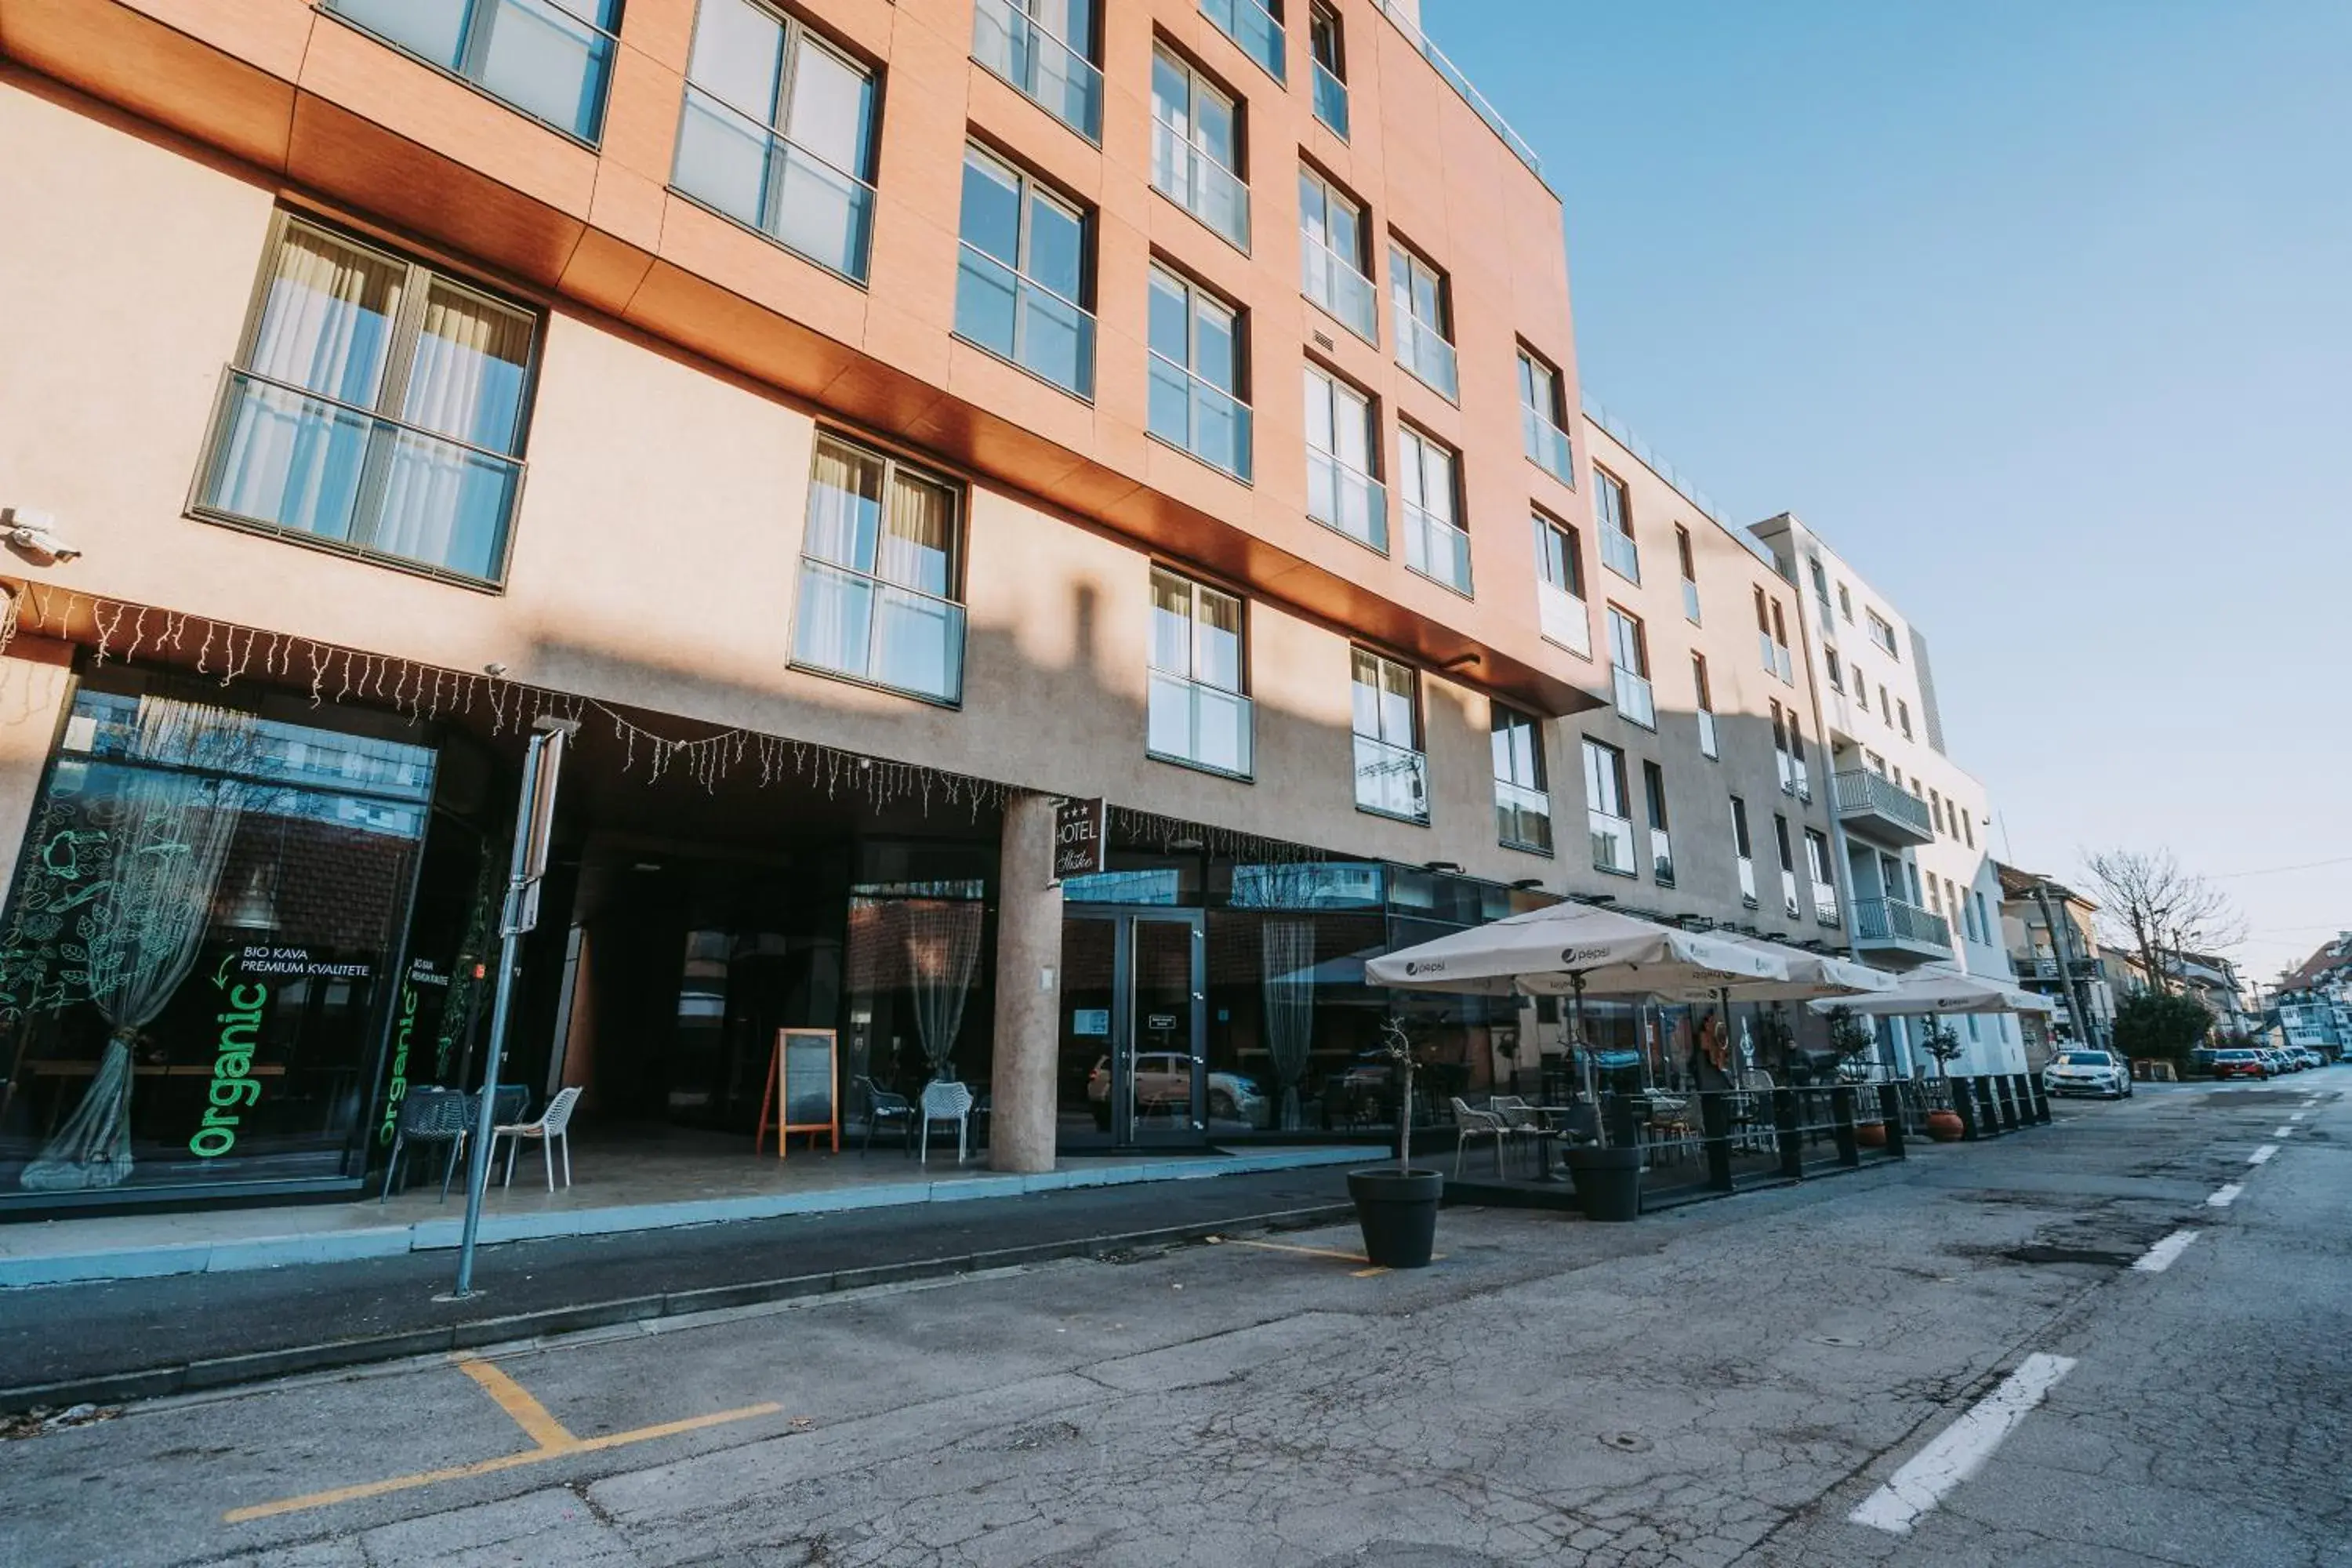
1225,1238 -> 1441,1277
223,1355 -> 782,1524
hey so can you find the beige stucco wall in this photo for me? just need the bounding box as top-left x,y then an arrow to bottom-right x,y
0,78 -> 1551,887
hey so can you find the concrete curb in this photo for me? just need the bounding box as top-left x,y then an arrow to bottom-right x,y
0,1202 -> 1356,1415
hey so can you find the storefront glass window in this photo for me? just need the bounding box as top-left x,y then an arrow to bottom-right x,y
0,686 -> 434,1197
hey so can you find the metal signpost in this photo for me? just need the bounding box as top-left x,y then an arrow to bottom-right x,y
448,715 -> 576,1299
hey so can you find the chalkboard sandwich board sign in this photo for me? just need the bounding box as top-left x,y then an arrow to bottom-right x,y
757,1028 -> 840,1158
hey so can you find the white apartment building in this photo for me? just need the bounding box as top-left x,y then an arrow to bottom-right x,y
1751,516 -> 2026,1076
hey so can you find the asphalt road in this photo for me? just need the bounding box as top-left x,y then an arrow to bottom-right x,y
5,1076 -> 2344,1567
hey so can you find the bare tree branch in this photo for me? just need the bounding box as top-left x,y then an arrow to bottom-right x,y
2081,848 -> 2244,993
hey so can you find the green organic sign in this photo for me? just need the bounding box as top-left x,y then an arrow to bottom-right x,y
190,982 -> 267,1159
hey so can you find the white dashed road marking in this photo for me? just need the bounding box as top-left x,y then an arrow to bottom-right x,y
2132,1229 -> 2199,1273
1849,1353 -> 2078,1536
2207,1185 -> 2242,1208
2249,1145 -> 2278,1165
2289,1112 -> 2308,1122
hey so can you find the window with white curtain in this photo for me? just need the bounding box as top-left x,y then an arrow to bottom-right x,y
325,0 -> 622,144
1149,568 -> 1251,777
1152,47 -> 1250,250
196,214 -> 536,586
1351,648 -> 1426,822
793,433 -> 967,703
671,0 -> 879,281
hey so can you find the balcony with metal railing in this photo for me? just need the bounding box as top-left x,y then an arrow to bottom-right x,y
1308,448 -> 1387,552
1831,768 -> 1935,847
793,558 -> 967,706
1601,525 -> 1640,584
1148,355 -> 1252,481
1402,503 -> 1472,594
1612,667 -> 1655,729
1354,734 -> 1428,822
1151,120 -> 1250,251
1537,579 -> 1591,658
953,243 -> 1097,398
971,0 -> 1103,143
1311,57 -> 1349,138
1495,780 -> 1553,855
1396,314 -> 1459,402
1521,405 -> 1575,487
325,0 -> 619,146
1853,896 -> 1953,961
1202,0 -> 1287,83
1148,670 -> 1254,779
1302,236 -> 1378,343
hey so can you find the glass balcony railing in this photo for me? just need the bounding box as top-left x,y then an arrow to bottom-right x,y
1758,629 -> 1780,677
197,368 -> 521,585
1737,855 -> 1758,905
954,243 -> 1098,398
1311,58 -> 1349,139
1600,526 -> 1640,583
1302,238 -> 1378,343
1354,734 -> 1428,822
1201,0 -> 1287,83
1521,406 -> 1575,486
971,0 -> 1103,143
1396,314 -> 1460,402
1776,748 -> 1795,795
1403,503 -> 1472,594
1148,670 -> 1254,778
1776,642 -> 1795,684
1811,883 -> 1841,926
1650,829 -> 1675,886
325,0 -> 617,144
1149,355 -> 1253,481
673,85 -> 877,282
1589,810 -> 1636,877
1791,760 -> 1811,803
1781,869 -> 1802,920
1613,667 -> 1655,728
1697,708 -> 1719,759
793,557 -> 967,705
1152,120 -> 1250,250
1537,579 -> 1591,657
1495,780 -> 1552,855
1308,448 -> 1386,551
1681,576 -> 1701,624
1853,896 -> 1952,952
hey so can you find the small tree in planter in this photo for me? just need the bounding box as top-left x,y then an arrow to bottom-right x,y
1918,1022 -> 1969,1141
1825,1007 -> 1888,1145
1347,1016 -> 1442,1269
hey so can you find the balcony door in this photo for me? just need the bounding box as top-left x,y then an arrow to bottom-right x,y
1058,908 -> 1207,1149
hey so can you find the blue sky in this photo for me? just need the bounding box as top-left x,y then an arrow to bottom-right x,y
1429,2 -> 2351,985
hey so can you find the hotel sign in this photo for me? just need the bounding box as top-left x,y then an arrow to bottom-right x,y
1053,797 -> 1106,883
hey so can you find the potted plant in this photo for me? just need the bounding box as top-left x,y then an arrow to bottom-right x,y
1558,976 -> 1641,1222
1347,1016 -> 1443,1268
1825,1006 -> 1887,1147
1919,1022 -> 1967,1142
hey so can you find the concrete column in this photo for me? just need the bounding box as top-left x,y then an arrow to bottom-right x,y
989,790 -> 1062,1174
0,637 -> 74,898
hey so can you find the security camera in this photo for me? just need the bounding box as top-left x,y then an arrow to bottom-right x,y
0,507 -> 80,567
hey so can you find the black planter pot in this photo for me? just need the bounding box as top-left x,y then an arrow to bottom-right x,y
1347,1168 -> 1443,1269
1563,1145 -> 1642,1222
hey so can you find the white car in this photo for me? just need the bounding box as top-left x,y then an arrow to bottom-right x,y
1085,1054 -> 1265,1126
2043,1050 -> 2132,1099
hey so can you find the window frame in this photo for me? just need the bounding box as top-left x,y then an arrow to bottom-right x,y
789,428 -> 971,706
1594,463 -> 1639,583
953,140 -> 1098,399
1146,260 -> 1252,480
1582,735 -> 1635,879
1351,646 -> 1428,824
321,0 -> 624,149
1388,237 -> 1459,402
1146,564 -> 1254,779
1515,344 -> 1576,485
1303,358 -> 1385,550
1151,43 -> 1251,252
1490,701 -> 1553,855
191,209 -> 543,592
1298,163 -> 1377,343
1396,419 -> 1471,596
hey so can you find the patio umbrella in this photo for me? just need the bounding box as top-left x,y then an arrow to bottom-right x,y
1366,905 -> 1792,1145
1647,934 -> 1897,1087
1805,965 -> 2055,1017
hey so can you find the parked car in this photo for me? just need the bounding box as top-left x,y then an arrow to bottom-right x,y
2211,1048 -> 2268,1080
1085,1054 -> 1265,1129
2043,1050 -> 2132,1099
2294,1047 -> 2326,1070
2267,1048 -> 2299,1074
2186,1047 -> 2220,1077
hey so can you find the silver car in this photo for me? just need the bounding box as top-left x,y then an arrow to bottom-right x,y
2042,1050 -> 2131,1099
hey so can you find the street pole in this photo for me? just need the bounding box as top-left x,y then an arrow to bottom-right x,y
2031,883 -> 2103,1054
449,717 -> 575,1300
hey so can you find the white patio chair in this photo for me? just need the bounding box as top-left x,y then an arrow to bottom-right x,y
919,1080 -> 975,1166
1450,1096 -> 1512,1179
494,1085 -> 582,1192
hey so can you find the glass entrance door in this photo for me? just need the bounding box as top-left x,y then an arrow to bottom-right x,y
1056,907 -> 1206,1149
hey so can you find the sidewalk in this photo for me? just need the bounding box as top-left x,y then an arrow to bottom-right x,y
0,1165 -> 1363,1414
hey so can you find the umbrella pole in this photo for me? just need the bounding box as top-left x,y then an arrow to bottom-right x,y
1572,973 -> 1605,1149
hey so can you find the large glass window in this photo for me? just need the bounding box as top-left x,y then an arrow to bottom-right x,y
1390,241 -> 1457,401
1149,266 -> 1251,480
1533,512 -> 1590,657
0,686 -> 436,1196
1492,705 -> 1551,854
1806,829 -> 1839,923
793,434 -> 967,703
1398,426 -> 1470,594
1643,760 -> 1674,884
1304,364 -> 1384,550
671,0 -> 878,281
1583,738 -> 1633,877
1351,650 -> 1425,822
1201,0 -> 1286,84
1730,794 -> 1757,905
971,0 -> 1102,142
954,145 -> 1095,397
1299,168 -> 1376,343
1152,49 -> 1250,250
1692,652 -> 1718,759
195,216 -> 534,587
1149,569 -> 1252,778
1607,605 -> 1653,728
1595,464 -> 1639,583
1308,2 -> 1348,136
1517,349 -> 1575,485
325,0 -> 620,144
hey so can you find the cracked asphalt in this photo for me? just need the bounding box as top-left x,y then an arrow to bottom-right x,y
5,1077 -> 2344,1567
